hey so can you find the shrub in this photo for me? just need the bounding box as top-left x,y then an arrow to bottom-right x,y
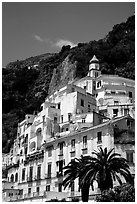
96,183 -> 135,202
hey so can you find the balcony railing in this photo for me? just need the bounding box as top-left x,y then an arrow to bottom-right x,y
22,191 -> 46,199
6,161 -> 19,170
24,150 -> 44,165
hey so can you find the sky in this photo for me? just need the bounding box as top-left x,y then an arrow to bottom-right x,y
2,1 -> 135,67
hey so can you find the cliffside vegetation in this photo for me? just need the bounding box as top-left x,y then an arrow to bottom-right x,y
2,15 -> 135,153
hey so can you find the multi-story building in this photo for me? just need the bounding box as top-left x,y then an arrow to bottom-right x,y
2,56 -> 135,202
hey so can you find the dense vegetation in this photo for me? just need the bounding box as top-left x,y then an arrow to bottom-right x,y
2,15 -> 135,153
96,183 -> 135,202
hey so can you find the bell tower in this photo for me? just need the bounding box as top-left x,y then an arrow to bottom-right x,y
88,55 -> 101,78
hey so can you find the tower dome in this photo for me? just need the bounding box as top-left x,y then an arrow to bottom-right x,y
90,55 -> 99,64
87,55 -> 101,78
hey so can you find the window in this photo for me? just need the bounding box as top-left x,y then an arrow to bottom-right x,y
37,165 -> 41,180
58,103 -> 61,109
118,91 -> 126,95
47,146 -> 53,157
36,128 -> 42,137
58,183 -> 62,192
127,119 -> 132,128
81,99 -> 84,107
71,139 -> 75,148
58,160 -> 63,176
15,173 -> 18,182
114,101 -> 119,105
20,150 -> 23,156
83,136 -> 87,148
126,151 -> 134,164
19,189 -> 23,196
68,113 -> 72,121
113,109 -> 118,117
47,163 -> 51,178
36,187 -> 40,195
66,128 -> 69,131
84,85 -> 86,90
11,174 -> 14,182
88,104 -> 91,112
124,108 -> 129,115
97,81 -> 101,88
97,132 -> 102,143
58,142 -> 64,155
25,147 -> 28,155
54,117 -> 57,124
111,91 -> 116,94
61,115 -> 63,123
129,91 -> 132,98
82,118 -> 86,123
46,185 -> 50,191
28,188 -> 31,194
95,72 -> 98,78
25,134 -> 28,143
43,116 -> 45,124
29,167 -> 33,181
71,139 -> 75,149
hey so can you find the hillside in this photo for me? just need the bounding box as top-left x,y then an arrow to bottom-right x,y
2,15 -> 135,153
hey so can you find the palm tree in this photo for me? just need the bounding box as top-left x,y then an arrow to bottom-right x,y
63,147 -> 133,202
83,147 -> 133,193
63,155 -> 92,202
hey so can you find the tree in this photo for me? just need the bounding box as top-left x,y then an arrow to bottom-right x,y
63,148 -> 133,202
63,156 -> 92,202
84,147 -> 133,193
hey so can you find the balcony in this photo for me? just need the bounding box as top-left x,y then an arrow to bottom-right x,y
23,191 -> 46,199
24,150 -> 44,165
6,160 -> 19,170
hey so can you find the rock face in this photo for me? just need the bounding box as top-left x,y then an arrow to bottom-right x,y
48,55 -> 77,95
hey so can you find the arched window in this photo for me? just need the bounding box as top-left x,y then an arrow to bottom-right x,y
36,128 -> 42,137
15,173 -> 18,182
11,174 -> 14,182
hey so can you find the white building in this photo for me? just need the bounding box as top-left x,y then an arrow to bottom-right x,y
2,55 -> 135,202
